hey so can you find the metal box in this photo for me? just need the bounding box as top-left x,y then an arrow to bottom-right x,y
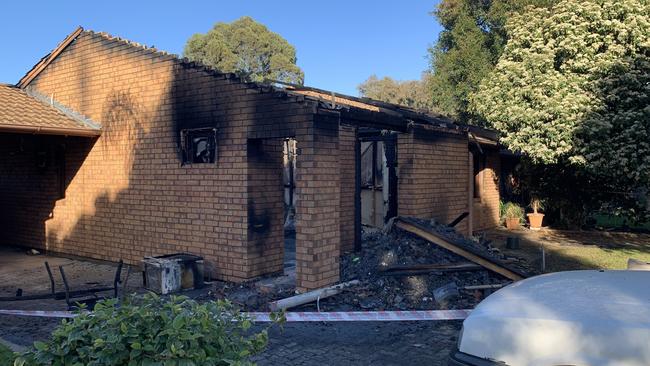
142,253 -> 204,294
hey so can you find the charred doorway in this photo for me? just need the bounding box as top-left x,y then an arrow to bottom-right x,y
282,138 -> 297,273
359,133 -> 397,228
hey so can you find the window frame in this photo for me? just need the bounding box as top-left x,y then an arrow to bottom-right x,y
180,127 -> 217,165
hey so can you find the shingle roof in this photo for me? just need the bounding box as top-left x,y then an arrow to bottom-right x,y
0,84 -> 100,137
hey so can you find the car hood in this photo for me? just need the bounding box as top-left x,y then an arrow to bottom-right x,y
459,270 -> 650,366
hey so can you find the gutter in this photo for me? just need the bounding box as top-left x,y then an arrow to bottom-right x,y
0,124 -> 101,137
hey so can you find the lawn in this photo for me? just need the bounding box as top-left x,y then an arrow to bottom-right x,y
485,227 -> 650,274
0,343 -> 15,366
592,213 -> 650,231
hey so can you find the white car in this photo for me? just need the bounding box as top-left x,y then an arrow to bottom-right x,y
450,270 -> 650,366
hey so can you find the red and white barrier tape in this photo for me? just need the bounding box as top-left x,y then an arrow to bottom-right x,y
0,309 -> 471,321
247,310 -> 471,322
0,310 -> 78,318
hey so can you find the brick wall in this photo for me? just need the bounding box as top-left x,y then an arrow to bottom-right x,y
11,31 -> 330,285
294,112 -> 341,291
246,138 -> 285,277
473,149 -> 501,231
338,125 -> 356,253
0,133 -> 85,249
397,128 -> 471,235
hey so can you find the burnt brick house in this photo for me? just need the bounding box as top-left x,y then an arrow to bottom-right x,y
0,27 -> 507,291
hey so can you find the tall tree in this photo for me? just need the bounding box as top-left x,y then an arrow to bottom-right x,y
184,16 -> 304,84
358,74 -> 436,112
428,0 -> 556,122
471,0 -> 650,221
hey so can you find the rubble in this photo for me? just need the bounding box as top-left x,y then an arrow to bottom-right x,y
202,218 -> 529,312
331,225 -> 510,311
396,217 -> 530,280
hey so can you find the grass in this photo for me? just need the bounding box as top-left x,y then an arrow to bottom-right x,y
0,343 -> 16,366
592,213 -> 650,230
487,227 -> 650,274
542,245 -> 650,272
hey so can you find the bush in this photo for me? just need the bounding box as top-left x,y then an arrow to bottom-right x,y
15,294 -> 279,366
501,202 -> 525,223
0,343 -> 16,366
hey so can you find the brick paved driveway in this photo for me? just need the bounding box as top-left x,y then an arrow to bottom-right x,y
251,320 -> 461,366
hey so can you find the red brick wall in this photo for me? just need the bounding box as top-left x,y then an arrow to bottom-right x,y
294,112 -> 341,290
473,149 -> 501,231
14,31 -> 327,284
246,138 -> 285,277
397,128 -> 471,235
339,124 -> 356,253
0,134 -> 89,249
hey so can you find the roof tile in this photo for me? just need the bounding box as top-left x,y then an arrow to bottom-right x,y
0,84 -> 100,136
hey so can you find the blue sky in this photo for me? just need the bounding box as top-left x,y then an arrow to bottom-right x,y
1,1 -> 442,96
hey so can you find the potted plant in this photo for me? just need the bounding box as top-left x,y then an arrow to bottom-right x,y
502,202 -> 524,230
527,198 -> 545,230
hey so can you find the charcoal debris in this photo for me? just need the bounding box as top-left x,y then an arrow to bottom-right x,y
203,218 -> 529,312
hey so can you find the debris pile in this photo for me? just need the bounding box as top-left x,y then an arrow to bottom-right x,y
208,217 -> 530,312
330,225 -> 508,311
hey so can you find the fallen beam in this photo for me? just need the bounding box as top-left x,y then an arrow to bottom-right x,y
395,218 -> 526,281
380,262 -> 482,276
269,280 -> 360,311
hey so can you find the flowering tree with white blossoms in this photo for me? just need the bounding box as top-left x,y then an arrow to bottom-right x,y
471,0 -> 650,222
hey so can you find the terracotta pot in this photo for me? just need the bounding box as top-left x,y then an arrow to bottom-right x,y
527,213 -> 545,230
505,217 -> 520,230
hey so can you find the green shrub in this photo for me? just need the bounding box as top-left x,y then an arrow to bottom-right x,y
15,294 -> 279,366
0,343 -> 16,366
501,202 -> 525,223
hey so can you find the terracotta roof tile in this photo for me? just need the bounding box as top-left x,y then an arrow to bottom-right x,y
0,84 -> 100,137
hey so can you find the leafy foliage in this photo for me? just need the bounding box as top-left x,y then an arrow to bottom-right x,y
501,201 -> 525,223
184,16 -> 304,84
576,55 -> 650,190
471,0 -> 649,165
471,0 -> 650,224
0,343 -> 15,366
357,74 -> 436,111
15,294 -> 279,366
428,0 -> 556,122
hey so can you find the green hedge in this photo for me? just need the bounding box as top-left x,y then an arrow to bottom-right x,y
15,294 -> 280,366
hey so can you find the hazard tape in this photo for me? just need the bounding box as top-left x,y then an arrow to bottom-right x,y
247,310 -> 471,322
0,309 -> 79,318
0,309 -> 471,321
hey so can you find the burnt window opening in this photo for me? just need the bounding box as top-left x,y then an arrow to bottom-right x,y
181,128 -> 217,165
473,152 -> 486,199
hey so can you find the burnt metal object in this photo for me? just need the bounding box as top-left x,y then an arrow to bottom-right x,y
45,261 -> 56,295
59,260 -> 123,310
0,261 -> 121,302
448,212 -> 470,228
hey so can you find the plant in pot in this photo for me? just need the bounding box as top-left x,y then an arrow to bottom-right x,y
527,198 -> 545,230
502,202 -> 524,230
